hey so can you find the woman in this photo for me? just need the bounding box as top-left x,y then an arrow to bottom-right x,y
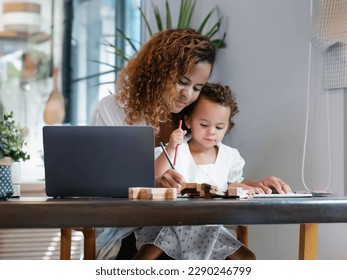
91,28 -> 291,259
92,28 -> 290,194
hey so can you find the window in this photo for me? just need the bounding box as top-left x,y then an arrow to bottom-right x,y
0,0 -> 141,183
64,0 -> 141,125
0,0 -> 58,183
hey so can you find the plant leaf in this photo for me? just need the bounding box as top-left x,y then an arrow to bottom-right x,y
211,38 -> 226,48
115,28 -> 139,53
102,41 -> 132,61
165,0 -> 172,29
204,17 -> 223,39
213,32 -> 226,48
89,59 -> 118,69
139,7 -> 153,36
153,4 -> 163,31
177,0 -> 184,28
178,0 -> 190,27
0,111 -> 30,162
197,8 -> 215,33
185,0 -> 196,27
177,0 -> 196,28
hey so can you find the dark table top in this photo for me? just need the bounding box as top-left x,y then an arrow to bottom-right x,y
1,196 -> 347,228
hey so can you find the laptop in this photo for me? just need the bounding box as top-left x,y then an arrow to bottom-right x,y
42,125 -> 155,198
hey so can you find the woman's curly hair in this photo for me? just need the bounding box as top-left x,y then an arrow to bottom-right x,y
116,28 -> 216,134
182,83 -> 239,133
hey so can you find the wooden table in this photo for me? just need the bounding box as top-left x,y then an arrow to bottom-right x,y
1,196 -> 347,259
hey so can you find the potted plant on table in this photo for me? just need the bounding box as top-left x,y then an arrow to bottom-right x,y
0,111 -> 30,200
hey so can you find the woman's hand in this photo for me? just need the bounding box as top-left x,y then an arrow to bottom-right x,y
243,176 -> 292,194
155,169 -> 186,191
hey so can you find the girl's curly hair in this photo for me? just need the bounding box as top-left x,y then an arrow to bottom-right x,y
181,83 -> 239,133
116,28 -> 216,134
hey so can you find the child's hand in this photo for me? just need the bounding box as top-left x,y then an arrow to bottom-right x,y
167,128 -> 186,150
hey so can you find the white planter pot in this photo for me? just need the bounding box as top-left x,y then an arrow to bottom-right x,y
0,157 -> 13,200
11,161 -> 21,197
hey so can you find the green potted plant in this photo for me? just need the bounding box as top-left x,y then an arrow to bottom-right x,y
0,111 -> 30,200
140,0 -> 226,47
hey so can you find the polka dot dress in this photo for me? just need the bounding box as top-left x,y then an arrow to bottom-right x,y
141,141 -> 245,259
0,166 -> 13,200
135,225 -> 242,260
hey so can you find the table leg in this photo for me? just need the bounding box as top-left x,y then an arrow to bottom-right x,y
236,225 -> 249,247
60,228 -> 72,260
83,227 -> 96,260
299,224 -> 318,260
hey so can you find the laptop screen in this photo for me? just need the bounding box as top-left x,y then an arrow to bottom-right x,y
43,125 -> 155,198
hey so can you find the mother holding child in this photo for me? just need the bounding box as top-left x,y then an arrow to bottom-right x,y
91,28 -> 292,260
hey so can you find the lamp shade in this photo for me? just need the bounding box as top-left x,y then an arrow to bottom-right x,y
2,2 -> 41,34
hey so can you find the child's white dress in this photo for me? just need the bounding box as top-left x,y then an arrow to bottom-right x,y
135,140 -> 246,260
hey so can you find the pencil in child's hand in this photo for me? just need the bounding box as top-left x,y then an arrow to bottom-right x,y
173,120 -> 182,166
160,141 -> 175,170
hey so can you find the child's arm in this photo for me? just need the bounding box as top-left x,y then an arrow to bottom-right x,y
155,127 -> 186,177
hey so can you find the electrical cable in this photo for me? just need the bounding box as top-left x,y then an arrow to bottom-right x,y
301,0 -> 332,192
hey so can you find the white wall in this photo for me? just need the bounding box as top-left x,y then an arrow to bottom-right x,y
211,0 -> 346,260
146,0 -> 347,259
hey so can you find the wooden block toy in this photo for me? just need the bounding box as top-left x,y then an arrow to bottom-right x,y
228,187 -> 251,199
139,182 -> 252,199
179,183 -> 202,197
203,183 -> 228,197
196,183 -> 206,197
129,187 -> 177,200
